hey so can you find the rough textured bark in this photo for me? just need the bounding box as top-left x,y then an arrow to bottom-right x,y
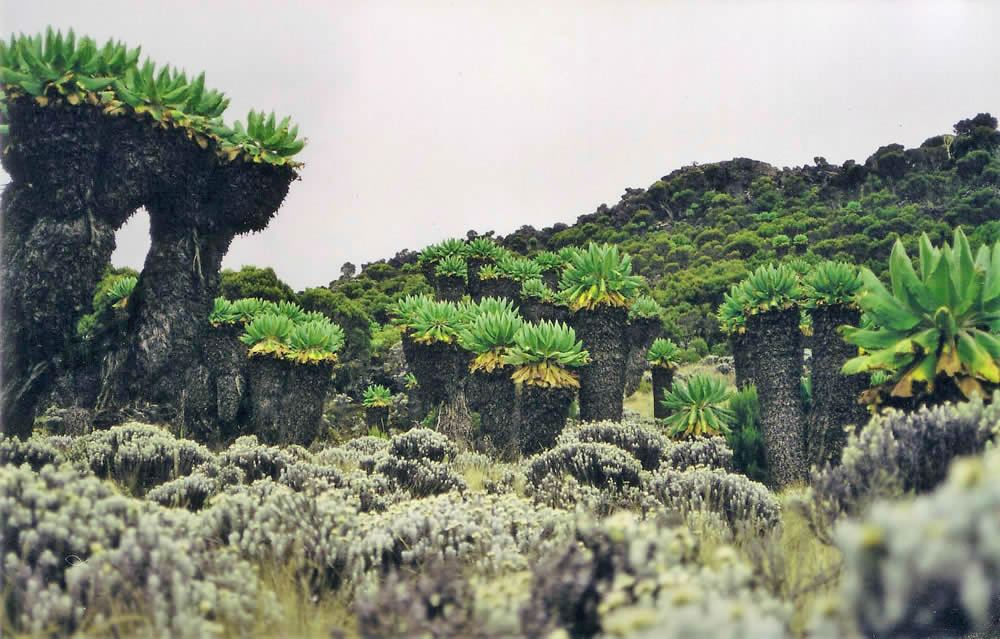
0,99 -> 124,437
243,356 -> 333,445
624,317 -> 662,397
520,300 -> 570,325
180,324 -> 247,443
651,366 -> 675,420
437,387 -> 473,448
467,369 -> 519,460
519,385 -> 575,456
541,270 -> 560,291
467,258 -> 486,300
807,305 -> 870,468
402,339 -> 467,406
730,332 -> 754,391
572,306 -> 628,422
365,406 -> 389,430
478,278 -> 520,304
744,308 -> 807,488
435,275 -> 466,302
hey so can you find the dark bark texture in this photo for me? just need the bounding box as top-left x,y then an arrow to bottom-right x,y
519,385 -> 575,456
180,324 -> 248,443
467,369 -> 519,460
807,305 -> 870,468
651,366 -> 675,420
243,356 -> 333,445
573,306 -> 628,422
744,308 -> 808,488
520,300 -> 570,325
478,278 -> 520,305
365,406 -> 389,430
467,258 -> 486,300
730,332 -> 754,391
402,339 -> 469,406
435,275 -> 466,302
624,317 -> 661,397
541,270 -> 560,291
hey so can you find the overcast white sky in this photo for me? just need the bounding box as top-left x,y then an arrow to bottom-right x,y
4,1 -> 999,288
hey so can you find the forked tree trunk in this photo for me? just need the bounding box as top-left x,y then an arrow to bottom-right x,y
807,304 -> 870,468
744,308 -> 807,488
624,317 -> 661,397
651,366 -> 674,420
573,306 -> 628,422
519,385 -> 575,455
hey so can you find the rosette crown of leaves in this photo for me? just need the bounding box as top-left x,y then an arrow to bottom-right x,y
804,261 -> 863,308
409,298 -> 464,344
240,313 -> 295,358
647,338 -> 681,369
215,109 -> 305,166
435,255 -> 468,281
628,295 -> 661,320
520,278 -> 555,302
106,275 -> 137,310
559,243 -> 644,311
841,228 -> 1000,401
740,263 -> 802,314
287,319 -> 345,364
459,310 -> 524,372
660,374 -> 735,438
504,320 -> 590,388
466,237 -> 502,261
362,384 -> 393,408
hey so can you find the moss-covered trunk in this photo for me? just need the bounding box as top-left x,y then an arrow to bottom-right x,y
0,99 -> 127,437
243,356 -> 333,445
744,308 -> 807,488
435,275 -> 466,302
624,317 -> 661,397
572,306 -> 628,422
520,300 -> 570,325
651,366 -> 674,420
730,332 -> 754,390
467,369 -> 519,460
807,305 -> 870,468
519,385 -> 575,455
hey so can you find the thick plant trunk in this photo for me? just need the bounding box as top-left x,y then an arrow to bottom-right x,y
467,369 -> 519,460
0,99 -> 122,437
652,366 -> 674,420
478,278 -> 520,304
745,308 -> 807,488
435,275 -> 466,302
519,385 -> 574,455
437,387 -> 473,448
365,406 -> 389,431
521,300 -> 570,324
573,306 -> 628,422
808,305 -> 870,468
624,317 -> 661,397
244,356 -> 333,445
467,258 -> 486,300
181,324 -> 247,443
730,332 -> 754,390
402,339 -> 466,406
542,270 -> 560,291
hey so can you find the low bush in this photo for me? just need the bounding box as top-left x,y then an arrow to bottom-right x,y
648,468 -> 781,535
558,419 -> 668,471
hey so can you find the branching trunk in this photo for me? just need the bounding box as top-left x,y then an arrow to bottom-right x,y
745,308 -> 807,488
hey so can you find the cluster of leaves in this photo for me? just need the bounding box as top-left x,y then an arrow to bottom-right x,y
361,384 -> 393,408
560,243 -> 644,311
0,28 -> 304,165
505,320 -> 590,388
459,309 -> 524,373
660,373 -> 735,438
803,261 -> 863,308
646,337 -> 680,369
497,253 -> 544,283
841,229 -> 1000,403
435,255 -> 468,281
520,278 -> 557,302
217,297 -> 345,364
627,294 -> 661,320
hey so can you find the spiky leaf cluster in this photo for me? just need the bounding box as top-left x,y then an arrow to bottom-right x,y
498,254 -> 544,283
505,321 -> 590,388
647,337 -> 681,369
388,294 -> 431,329
628,294 -> 661,320
362,384 -> 393,408
409,298 -> 464,344
533,251 -> 564,272
559,243 -> 644,311
239,313 -> 295,357
660,374 -> 735,438
287,319 -> 345,364
0,28 -> 304,165
435,255 -> 468,281
466,237 -> 503,260
208,297 -> 240,325
521,278 -> 556,302
717,282 -> 750,335
804,261 -> 863,308
740,263 -> 802,314
459,310 -> 524,372
106,275 -> 137,309
841,229 -> 1000,401
418,238 -> 468,266
477,263 -> 500,281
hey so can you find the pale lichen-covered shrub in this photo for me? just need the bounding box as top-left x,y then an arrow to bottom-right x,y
375,454 -> 467,498
661,435 -> 734,472
347,492 -> 573,581
75,422 -> 214,493
526,442 -> 644,491
218,434 -> 297,481
835,447 -> 1000,638
388,427 -> 457,462
558,420 -> 668,471
277,460 -> 345,492
340,467 -> 409,512
1,464 -> 147,634
145,461 -> 245,511
314,442 -> 388,474
67,509 -> 276,638
527,472 -> 650,515
342,435 -> 392,455
198,478 -> 361,595
648,468 -> 781,535
808,394 -> 1000,538
0,433 -> 64,470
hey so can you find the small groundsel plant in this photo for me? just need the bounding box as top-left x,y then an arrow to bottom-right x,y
459,309 -> 523,373
660,373 -> 735,438
520,278 -> 556,302
362,384 -> 393,408
841,228 -> 1000,402
628,294 -> 661,320
647,337 -> 681,369
106,275 -> 137,309
559,242 -> 644,311
504,320 -> 590,388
